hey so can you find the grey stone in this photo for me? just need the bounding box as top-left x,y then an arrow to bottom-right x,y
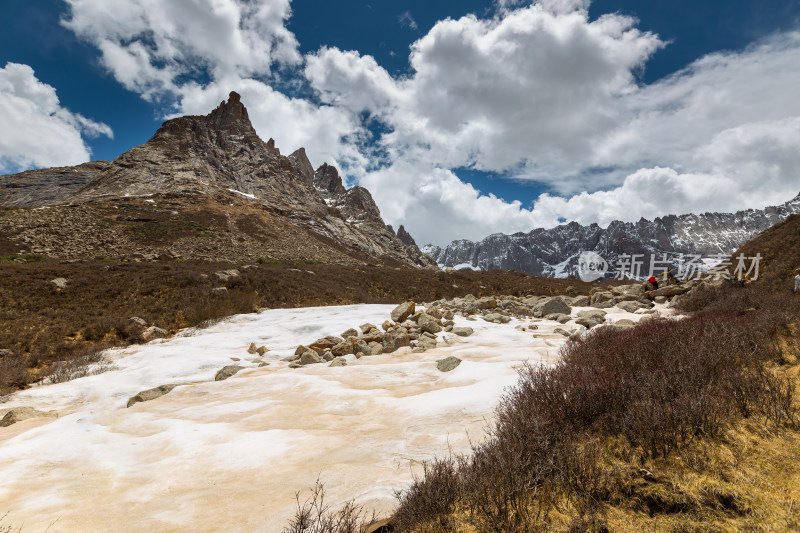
616,301 -> 646,313
436,356 -> 462,372
129,316 -> 147,327
210,287 -> 228,295
141,326 -> 168,342
533,296 -> 571,318
214,269 -> 240,282
482,313 -> 511,324
127,384 -> 178,408
329,358 -> 346,367
50,277 -> 68,289
215,365 -> 244,381
0,349 -> 13,358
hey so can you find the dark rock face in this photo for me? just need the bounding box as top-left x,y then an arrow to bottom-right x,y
0,92 -> 435,268
397,225 -> 417,247
0,161 -> 110,207
424,194 -> 800,278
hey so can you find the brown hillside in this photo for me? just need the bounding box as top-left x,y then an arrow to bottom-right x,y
733,213 -> 800,292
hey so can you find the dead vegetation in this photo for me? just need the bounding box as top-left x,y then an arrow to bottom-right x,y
0,259 -> 592,394
378,282 -> 800,532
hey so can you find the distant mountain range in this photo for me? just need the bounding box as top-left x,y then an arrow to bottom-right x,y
422,194 -> 800,279
0,92 -> 433,268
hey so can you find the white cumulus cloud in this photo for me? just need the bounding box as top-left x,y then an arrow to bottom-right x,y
0,62 -> 112,173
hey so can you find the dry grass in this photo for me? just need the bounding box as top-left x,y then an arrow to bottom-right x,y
0,259 -> 594,394
387,286 -> 800,533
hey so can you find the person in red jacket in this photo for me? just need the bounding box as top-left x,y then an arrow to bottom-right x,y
648,275 -> 659,290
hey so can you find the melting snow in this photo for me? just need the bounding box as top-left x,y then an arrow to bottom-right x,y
0,303 -> 667,531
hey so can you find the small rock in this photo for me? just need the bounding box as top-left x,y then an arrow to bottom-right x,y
230,357 -> 241,362
436,356 -> 462,372
482,313 -> 511,324
0,407 -> 56,427
126,384 -> 178,408
654,295 -> 668,304
288,362 -> 302,368
360,323 -> 377,334
329,358 -> 347,367
0,349 -> 13,358
554,327 -> 572,337
247,342 -> 258,354
50,277 -> 68,289
256,346 -> 269,355
215,366 -> 244,381
616,301 -> 646,313
369,342 -> 383,355
450,326 -> 474,337
141,326 -> 168,342
211,287 -> 228,295
382,320 -> 393,331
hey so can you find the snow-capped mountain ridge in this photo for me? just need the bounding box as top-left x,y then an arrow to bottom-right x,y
423,193 -> 800,278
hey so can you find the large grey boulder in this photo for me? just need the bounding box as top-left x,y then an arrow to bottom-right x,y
215,365 -> 244,381
533,296 -> 571,318
50,277 -> 68,289
451,327 -> 474,337
127,384 -> 178,408
391,301 -> 416,322
575,310 -> 607,329
436,356 -> 462,372
141,326 -> 168,341
616,301 -> 647,313
214,269 -> 240,282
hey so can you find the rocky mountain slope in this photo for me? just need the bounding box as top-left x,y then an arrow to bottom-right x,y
0,92 -> 433,267
423,194 -> 800,278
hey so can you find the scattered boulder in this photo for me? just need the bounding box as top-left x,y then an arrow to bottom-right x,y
129,316 -> 147,327
590,292 -> 614,305
382,320 -> 393,331
436,356 -> 462,372
554,327 -> 572,337
483,313 -> 511,324
215,366 -> 244,381
341,328 -> 359,339
0,407 -> 56,427
247,343 -> 258,354
360,323 -> 377,334
141,326 -> 168,342
451,327 -> 474,337
368,342 -> 383,355
533,296 -> 571,318
571,295 -> 589,306
555,314 -> 571,324
295,345 -> 310,356
331,339 -> 356,357
575,310 -> 607,329
210,287 -> 228,295
391,301 -> 416,323
382,329 -> 411,353
475,297 -> 497,310
310,336 -> 343,353
127,384 -> 178,408
50,277 -> 68,289
256,346 -> 269,355
329,358 -> 346,367
616,301 -> 647,313
214,269 -> 240,282
411,335 -> 437,352
615,319 -> 636,328
300,351 -> 323,365
417,313 -> 443,334
654,296 -> 668,304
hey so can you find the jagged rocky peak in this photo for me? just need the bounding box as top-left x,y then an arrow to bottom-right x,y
207,91 -> 253,134
314,163 -> 347,196
288,148 -> 314,186
397,225 -> 417,247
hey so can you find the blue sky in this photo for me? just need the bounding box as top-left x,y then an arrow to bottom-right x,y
2,0 -> 800,245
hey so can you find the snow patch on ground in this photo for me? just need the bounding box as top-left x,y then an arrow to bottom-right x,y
0,303 -> 667,532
